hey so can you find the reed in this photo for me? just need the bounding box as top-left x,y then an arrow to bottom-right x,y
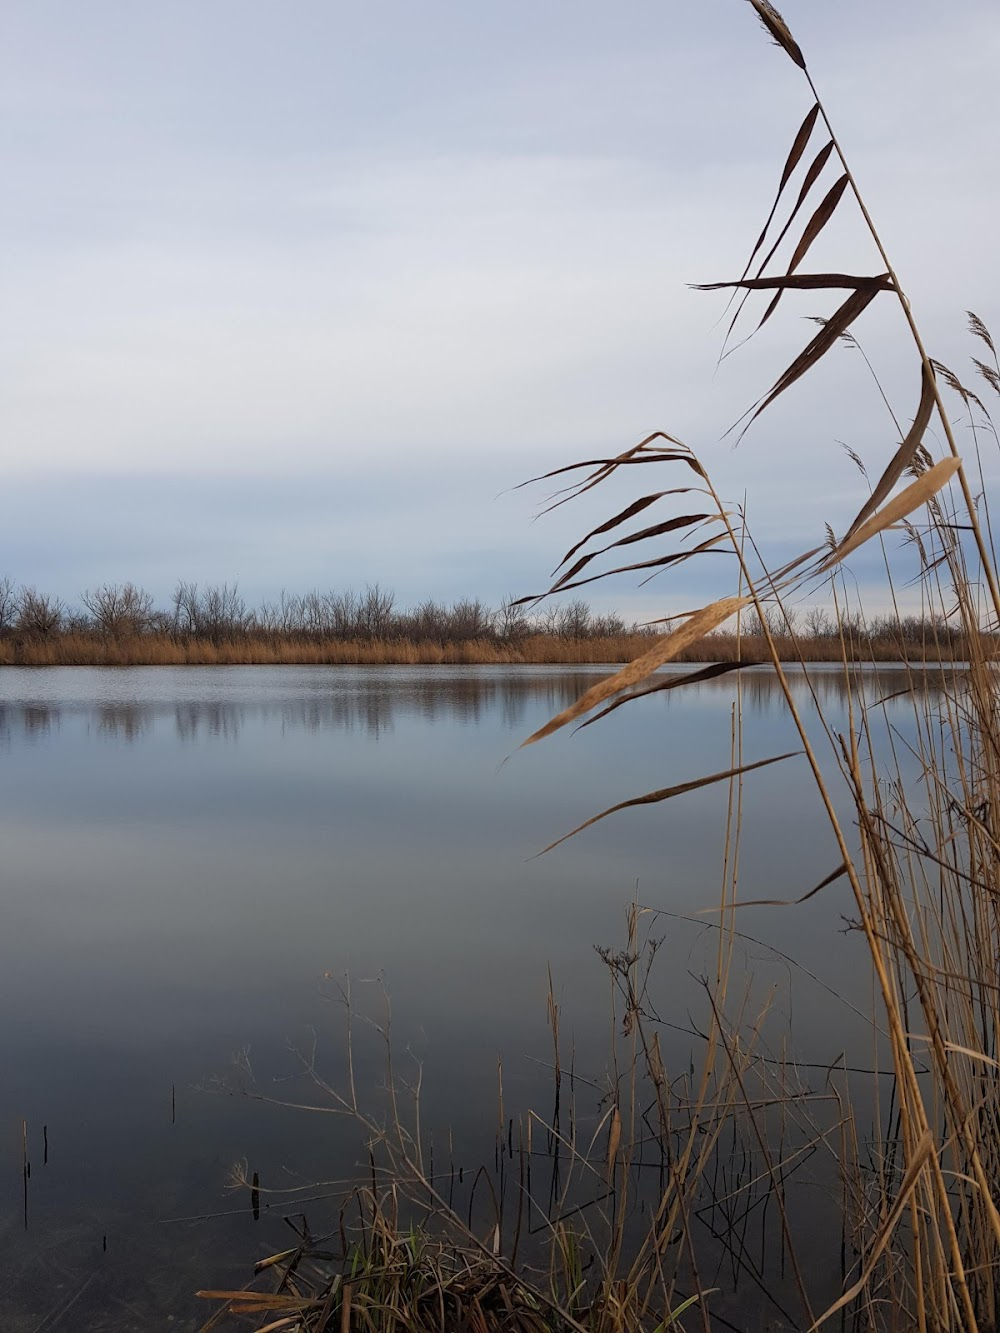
0,631 -> 661,668
0,626 -> 981,668
198,919 -> 787,1333
510,2 -> 1000,1325
199,4 -> 1000,1328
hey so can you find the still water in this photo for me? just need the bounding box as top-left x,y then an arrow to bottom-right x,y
0,664 -> 931,1327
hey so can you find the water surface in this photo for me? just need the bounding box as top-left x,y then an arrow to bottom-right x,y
0,664 -> 932,1327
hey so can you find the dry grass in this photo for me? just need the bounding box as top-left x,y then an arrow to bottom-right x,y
502,2 -> 1000,1325
198,924 -> 791,1333
0,627 -> 981,668
0,632 -> 657,668
198,5 -> 1000,1329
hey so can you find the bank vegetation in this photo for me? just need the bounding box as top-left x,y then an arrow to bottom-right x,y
0,575 -> 984,666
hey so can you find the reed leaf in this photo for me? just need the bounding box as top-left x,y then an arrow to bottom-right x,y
737,101 -> 820,283
522,531 -> 731,602
823,457 -> 962,569
549,514 -> 714,591
723,140 -> 835,345
755,174 -> 852,328
575,661 -> 756,732
698,272 -> 892,293
806,1131 -> 935,1330
555,490 -> 696,571
736,284 -> 883,438
607,1107 -> 621,1174
845,362 -> 936,538
786,175 -> 849,275
727,861 -> 848,909
521,595 -> 750,745
537,752 -> 799,855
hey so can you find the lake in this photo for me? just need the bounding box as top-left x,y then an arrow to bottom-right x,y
0,663 -> 932,1327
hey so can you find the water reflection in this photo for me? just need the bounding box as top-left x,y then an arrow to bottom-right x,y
0,661 -> 946,1328
0,663 -> 951,746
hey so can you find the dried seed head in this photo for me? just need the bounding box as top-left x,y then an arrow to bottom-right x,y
748,0 -> 807,70
968,310 -> 996,356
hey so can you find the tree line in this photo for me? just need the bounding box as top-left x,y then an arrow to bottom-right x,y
0,576 -> 978,659
0,578 -> 641,645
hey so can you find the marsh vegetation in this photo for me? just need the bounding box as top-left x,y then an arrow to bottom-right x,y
7,3 -> 1000,1331
0,576 -> 983,667
196,3 -> 1000,1330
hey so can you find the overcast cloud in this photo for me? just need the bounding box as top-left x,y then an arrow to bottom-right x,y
2,1 -> 998,617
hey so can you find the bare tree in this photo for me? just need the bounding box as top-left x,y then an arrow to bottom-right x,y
557,599 -> 592,640
804,606 -> 832,638
82,583 -> 156,637
200,583 -> 247,641
16,587 -> 63,636
0,576 -> 16,632
254,599 -> 283,634
357,583 -> 395,639
172,581 -> 200,635
300,590 -> 327,637
324,590 -> 359,639
744,604 -> 793,638
497,594 -> 530,644
448,598 -> 494,641
592,612 -> 627,637
404,598 -> 447,643
536,604 -> 562,636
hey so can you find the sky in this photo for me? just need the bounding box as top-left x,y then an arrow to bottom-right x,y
2,1 -> 999,621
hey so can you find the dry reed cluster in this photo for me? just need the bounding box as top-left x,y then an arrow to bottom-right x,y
0,631 -> 661,668
199,3 -> 1000,1328
0,622 -> 979,669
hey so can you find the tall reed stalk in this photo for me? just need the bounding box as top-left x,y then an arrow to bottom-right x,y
513,4 -> 1000,1327
202,6 -> 1000,1329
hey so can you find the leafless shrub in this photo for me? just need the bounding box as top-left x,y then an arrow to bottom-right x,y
15,587 -> 63,636
591,611 -> 627,636
556,598 -> 592,639
82,582 -> 156,637
804,605 -> 833,638
447,597 -> 494,641
356,583 -> 395,639
497,593 -> 530,643
0,576 -> 16,632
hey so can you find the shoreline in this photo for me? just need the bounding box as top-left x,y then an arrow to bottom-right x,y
0,629 -> 982,668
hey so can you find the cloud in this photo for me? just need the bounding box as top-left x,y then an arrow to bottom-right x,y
1,1 -> 998,605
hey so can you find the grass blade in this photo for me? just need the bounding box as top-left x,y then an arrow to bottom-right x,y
845,363 -> 936,538
537,751 -> 800,855
554,490 -> 695,571
550,514 -> 714,590
533,532 -> 730,599
575,662 -> 756,732
823,456 -> 962,569
521,595 -> 749,746
806,1132 -> 935,1331
736,284 -> 882,438
786,174 -> 850,276
723,139 -> 834,344
736,101 -> 820,284
698,272 -> 892,293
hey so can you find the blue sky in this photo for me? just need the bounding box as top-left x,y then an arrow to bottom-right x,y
2,1 -> 998,620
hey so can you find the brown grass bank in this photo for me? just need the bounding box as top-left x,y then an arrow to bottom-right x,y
0,627 -> 987,667
0,631 -> 662,667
